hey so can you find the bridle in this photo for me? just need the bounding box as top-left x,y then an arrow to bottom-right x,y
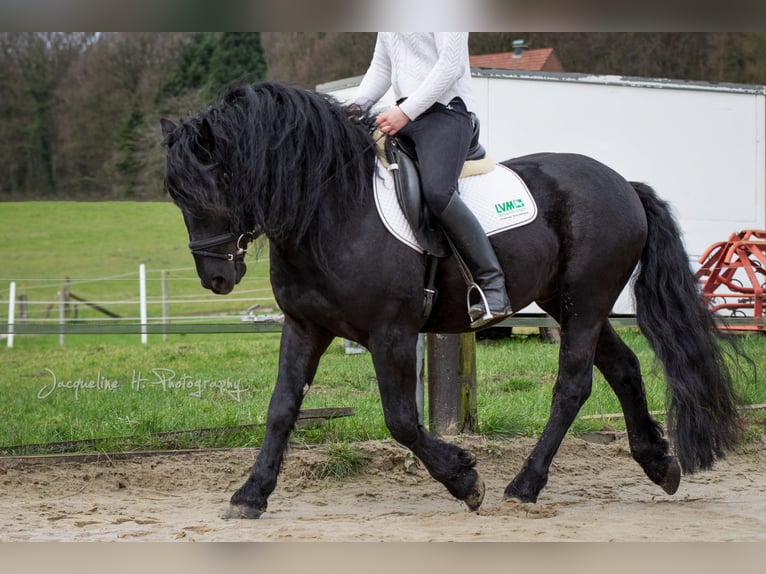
188,231 -> 257,261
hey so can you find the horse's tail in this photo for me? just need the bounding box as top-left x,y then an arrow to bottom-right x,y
630,181 -> 743,474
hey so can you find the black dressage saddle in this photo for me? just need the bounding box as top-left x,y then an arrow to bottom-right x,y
384,113 -> 486,258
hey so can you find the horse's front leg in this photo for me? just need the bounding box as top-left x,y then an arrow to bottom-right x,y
224,317 -> 332,519
369,329 -> 485,511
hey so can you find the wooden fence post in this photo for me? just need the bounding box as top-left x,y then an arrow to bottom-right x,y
415,333 -> 425,426
59,277 -> 70,347
427,332 -> 477,435
18,285 -> 27,324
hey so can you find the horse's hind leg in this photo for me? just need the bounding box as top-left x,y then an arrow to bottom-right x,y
368,328 -> 485,511
593,324 -> 681,494
504,314 -> 603,503
224,318 -> 333,519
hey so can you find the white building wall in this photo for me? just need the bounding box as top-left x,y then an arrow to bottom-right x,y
320,70 -> 766,314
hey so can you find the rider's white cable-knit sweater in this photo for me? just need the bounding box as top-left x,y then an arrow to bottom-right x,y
353,32 -> 474,121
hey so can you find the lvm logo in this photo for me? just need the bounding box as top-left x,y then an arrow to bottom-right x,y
494,198 -> 526,215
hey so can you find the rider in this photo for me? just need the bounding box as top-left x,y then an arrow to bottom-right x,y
351,32 -> 512,327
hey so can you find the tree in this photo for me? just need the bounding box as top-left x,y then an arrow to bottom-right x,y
0,33 -> 95,198
207,32 -> 267,96
157,32 -> 218,100
469,32 -> 766,84
0,34 -> 28,197
2,32 -> 765,202
158,32 -> 267,102
114,101 -> 145,197
56,33 -> 185,199
262,32 -> 375,88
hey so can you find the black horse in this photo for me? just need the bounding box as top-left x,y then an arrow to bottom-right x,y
161,81 -> 742,519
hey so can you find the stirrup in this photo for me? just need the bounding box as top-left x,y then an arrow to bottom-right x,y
466,283 -> 495,328
466,283 -> 512,329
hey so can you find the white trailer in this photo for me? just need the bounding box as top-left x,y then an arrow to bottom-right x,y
319,69 -> 766,314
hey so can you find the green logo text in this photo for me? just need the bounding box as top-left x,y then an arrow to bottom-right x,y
495,199 -> 526,214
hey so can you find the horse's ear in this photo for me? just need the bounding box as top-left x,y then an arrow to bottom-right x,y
192,118 -> 215,163
160,118 -> 177,142
199,118 -> 214,147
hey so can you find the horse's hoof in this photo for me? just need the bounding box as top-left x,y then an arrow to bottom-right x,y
221,503 -> 265,519
659,457 -> 681,495
463,474 -> 485,511
503,480 -> 539,504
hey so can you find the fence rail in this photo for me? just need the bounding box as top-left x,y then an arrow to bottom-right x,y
2,264 -> 281,346
4,263 -> 766,346
3,316 -> 765,337
3,322 -> 284,335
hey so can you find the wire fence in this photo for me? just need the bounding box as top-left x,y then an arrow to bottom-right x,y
2,264 -> 283,346
3,263 -> 765,348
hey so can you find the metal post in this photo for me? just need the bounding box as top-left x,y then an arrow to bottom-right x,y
161,270 -> 169,342
7,281 -> 15,348
427,332 -> 477,435
139,264 -> 147,344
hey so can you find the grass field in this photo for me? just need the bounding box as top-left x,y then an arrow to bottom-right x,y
0,201 -> 276,325
1,202 -> 764,454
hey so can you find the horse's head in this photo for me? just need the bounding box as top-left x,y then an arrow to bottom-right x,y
161,82 -> 379,290
161,117 -> 252,295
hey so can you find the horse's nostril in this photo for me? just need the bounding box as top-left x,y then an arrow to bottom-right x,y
210,276 -> 233,295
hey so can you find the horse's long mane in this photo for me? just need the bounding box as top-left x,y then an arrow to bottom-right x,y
164,81 -> 377,264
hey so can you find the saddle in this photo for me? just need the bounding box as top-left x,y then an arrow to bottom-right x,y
383,114 -> 489,320
383,113 -> 488,259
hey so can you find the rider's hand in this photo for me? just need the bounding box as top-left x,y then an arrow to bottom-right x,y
376,106 -> 410,136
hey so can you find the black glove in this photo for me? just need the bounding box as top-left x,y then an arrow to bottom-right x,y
346,103 -> 364,124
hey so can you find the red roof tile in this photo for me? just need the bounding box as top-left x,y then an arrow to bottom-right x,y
470,48 -> 564,72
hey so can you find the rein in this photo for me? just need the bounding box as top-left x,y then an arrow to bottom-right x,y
188,231 -> 257,261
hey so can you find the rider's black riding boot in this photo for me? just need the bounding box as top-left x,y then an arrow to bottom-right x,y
438,193 -> 513,328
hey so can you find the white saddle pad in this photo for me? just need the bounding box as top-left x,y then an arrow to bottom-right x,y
373,161 -> 538,253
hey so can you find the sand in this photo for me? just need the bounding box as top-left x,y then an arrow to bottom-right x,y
1,433 -> 764,542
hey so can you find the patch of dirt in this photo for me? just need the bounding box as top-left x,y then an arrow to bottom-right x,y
1,434 -> 764,541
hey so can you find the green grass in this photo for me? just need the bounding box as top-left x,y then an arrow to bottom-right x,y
0,333 -> 388,454
0,201 -> 276,324
1,202 -> 764,455
476,329 -> 666,436
1,328 -> 764,455
307,443 -> 368,481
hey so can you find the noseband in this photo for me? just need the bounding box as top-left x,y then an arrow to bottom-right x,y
188,231 -> 257,261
